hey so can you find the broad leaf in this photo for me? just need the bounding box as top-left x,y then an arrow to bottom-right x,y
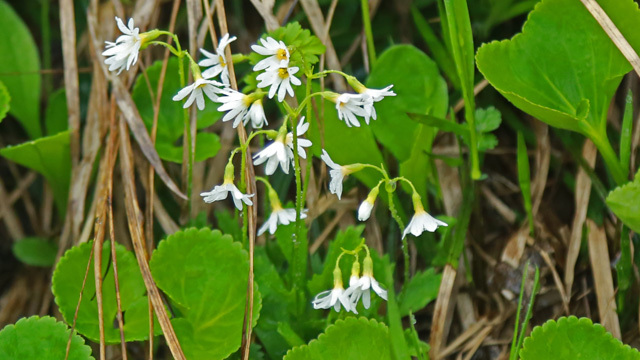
367,45 -> 448,199
606,173 -> 640,233
0,316 -> 93,360
283,317 -> 392,360
12,237 -> 57,267
45,89 -> 68,136
0,80 -> 9,122
520,316 -> 639,359
150,228 -> 261,360
131,58 -> 222,163
476,0 -> 640,140
0,131 -> 71,214
397,268 -> 441,316
0,0 -> 41,138
52,241 -> 157,343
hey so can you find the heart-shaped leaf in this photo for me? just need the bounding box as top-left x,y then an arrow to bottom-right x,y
0,0 -> 41,139
520,316 -> 639,359
150,228 -> 261,360
12,237 -> 57,267
283,317 -> 392,360
476,0 -> 640,140
397,268 -> 441,316
52,241 -> 157,343
0,316 -> 94,360
0,131 -> 71,215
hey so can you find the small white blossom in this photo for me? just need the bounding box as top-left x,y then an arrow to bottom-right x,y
320,150 -> 352,200
312,268 -> 353,313
335,93 -> 373,127
252,37 -> 290,71
102,17 -> 142,74
256,66 -> 301,102
402,210 -> 448,238
258,208 -> 307,235
254,118 -> 312,175
199,33 -> 237,85
172,78 -> 223,110
363,85 -> 396,102
217,89 -> 266,128
358,201 -> 374,221
200,181 -> 254,210
344,256 -> 387,310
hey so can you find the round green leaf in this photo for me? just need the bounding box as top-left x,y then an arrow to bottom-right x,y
606,179 -> 640,234
476,0 -> 640,137
12,237 -> 57,267
45,89 -> 68,136
150,227 -> 261,360
52,241 -> 156,343
283,317 -> 392,360
0,316 -> 93,360
520,316 -> 639,359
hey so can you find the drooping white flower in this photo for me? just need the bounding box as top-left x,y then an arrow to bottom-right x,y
199,33 -> 237,85
252,37 -> 290,71
200,181 -> 254,210
285,117 -> 312,159
172,78 -> 224,110
217,89 -> 266,128
102,17 -> 142,74
402,192 -> 447,238
258,208 -> 307,235
256,66 -> 301,102
312,268 -> 353,313
320,150 -> 363,200
334,93 -> 374,127
344,255 -> 387,309
403,210 -> 448,238
254,118 -> 312,175
358,186 -> 379,221
362,85 -> 396,102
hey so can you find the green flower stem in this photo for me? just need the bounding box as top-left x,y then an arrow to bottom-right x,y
394,176 -> 418,195
361,0 -> 377,66
311,69 -> 351,79
245,130 -> 276,146
295,92 -> 330,118
592,133 -> 627,185
148,41 -> 181,57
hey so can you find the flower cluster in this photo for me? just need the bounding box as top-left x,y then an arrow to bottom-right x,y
312,246 -> 387,313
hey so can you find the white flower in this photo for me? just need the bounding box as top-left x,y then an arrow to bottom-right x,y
247,99 -> 267,128
312,268 -> 354,313
217,89 -> 268,128
335,93 -> 373,127
320,150 -> 348,200
200,181 -> 254,210
199,33 -> 237,85
285,117 -> 312,160
258,208 -> 307,235
256,66 -> 301,102
358,201 -> 374,221
172,78 -> 223,110
102,17 -> 142,74
402,210 -> 448,238
344,256 -> 387,310
252,37 -> 290,71
363,85 -> 396,102
254,118 -> 312,175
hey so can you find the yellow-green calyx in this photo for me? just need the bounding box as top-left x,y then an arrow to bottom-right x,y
268,187 -> 283,211
346,75 -> 367,94
365,186 -> 380,204
332,267 -> 344,288
412,192 -> 425,213
321,91 -> 340,103
264,129 -> 279,140
139,29 -> 161,50
362,255 -> 374,276
223,162 -> 235,183
190,60 -> 203,80
344,163 -> 365,175
350,260 -> 361,277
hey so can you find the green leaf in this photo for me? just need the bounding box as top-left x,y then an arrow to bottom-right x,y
0,131 -> 71,214
620,90 -> 633,179
0,0 -> 41,139
45,89 -> 68,136
606,179 -> 640,233
519,316 -> 640,360
131,58 -> 222,163
397,268 -> 441,316
366,45 -> 448,199
12,237 -> 57,267
0,80 -> 9,122
251,22 -> 326,75
150,228 -> 261,360
0,316 -> 94,360
476,0 -> 640,139
52,241 -> 156,343
283,317 -> 392,360
517,132 -> 534,235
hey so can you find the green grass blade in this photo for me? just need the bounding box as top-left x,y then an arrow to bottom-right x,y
620,89 -> 633,180
517,131 -> 534,235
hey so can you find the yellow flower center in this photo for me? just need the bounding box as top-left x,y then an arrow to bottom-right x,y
276,48 -> 288,61
278,68 -> 289,79
218,55 -> 227,67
